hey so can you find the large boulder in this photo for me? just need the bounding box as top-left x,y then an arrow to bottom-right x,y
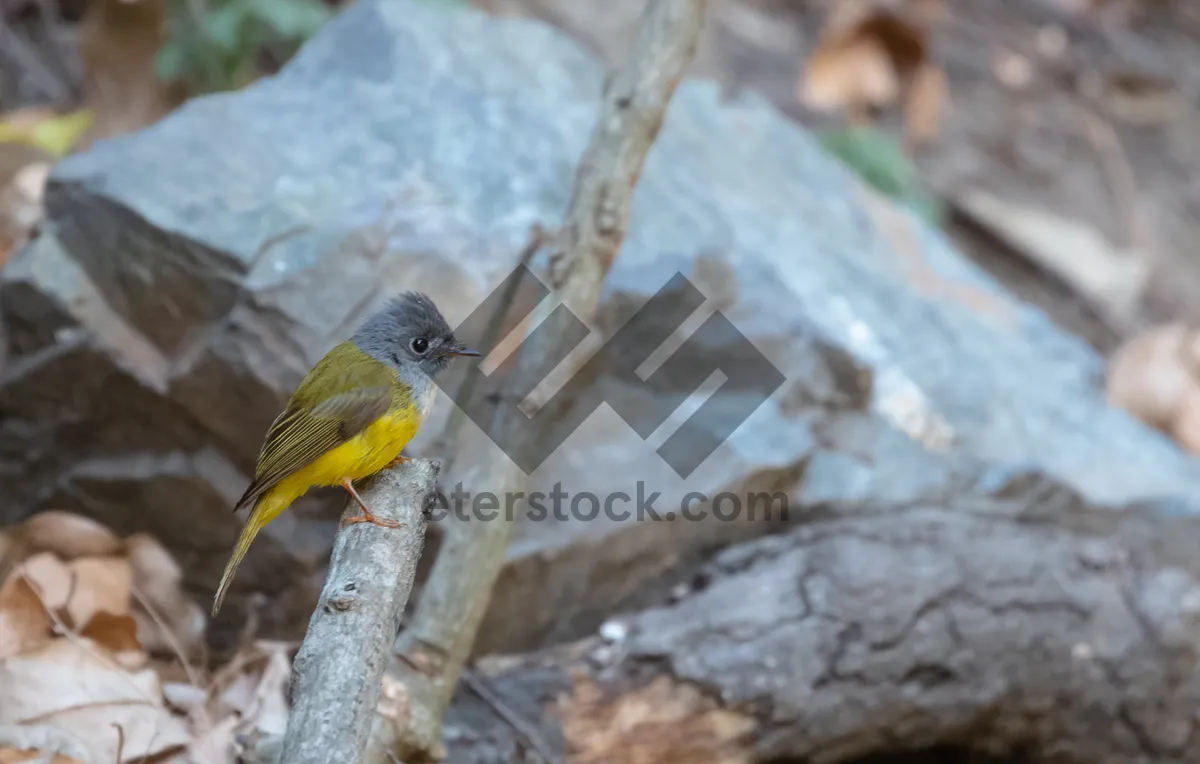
3,0 -> 1198,645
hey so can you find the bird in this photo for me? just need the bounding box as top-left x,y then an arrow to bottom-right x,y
211,292 -> 479,615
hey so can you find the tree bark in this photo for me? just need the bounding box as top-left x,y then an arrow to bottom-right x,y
440,499 -> 1200,764
279,459 -> 439,764
380,1 -> 708,761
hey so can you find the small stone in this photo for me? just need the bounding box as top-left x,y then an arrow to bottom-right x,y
599,620 -> 628,644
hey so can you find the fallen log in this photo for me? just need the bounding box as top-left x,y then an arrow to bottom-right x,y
440,498 -> 1200,763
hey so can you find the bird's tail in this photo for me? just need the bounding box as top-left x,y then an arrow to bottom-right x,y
212,489 -> 289,616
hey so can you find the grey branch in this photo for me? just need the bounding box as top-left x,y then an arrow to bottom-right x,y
381,1 -> 707,761
279,459 -> 440,764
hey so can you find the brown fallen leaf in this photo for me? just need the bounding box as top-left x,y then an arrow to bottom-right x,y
0,638 -> 189,761
0,748 -> 83,763
0,577 -> 52,660
80,611 -> 142,653
126,533 -> 206,658
64,556 -> 133,629
19,511 -> 122,561
1107,323 -> 1200,455
800,10 -> 945,144
562,671 -> 756,764
14,553 -> 72,613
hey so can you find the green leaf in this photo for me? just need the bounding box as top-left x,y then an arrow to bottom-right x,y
819,127 -> 943,225
254,0 -> 334,39
202,2 -> 248,52
154,43 -> 187,83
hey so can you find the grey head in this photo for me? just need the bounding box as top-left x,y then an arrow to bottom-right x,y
353,292 -> 480,383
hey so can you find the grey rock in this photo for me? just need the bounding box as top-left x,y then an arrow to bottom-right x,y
3,0 -> 1199,642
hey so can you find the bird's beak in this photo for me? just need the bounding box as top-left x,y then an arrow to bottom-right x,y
445,343 -> 481,358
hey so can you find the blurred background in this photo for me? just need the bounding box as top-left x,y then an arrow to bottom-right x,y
3,0 -> 1200,762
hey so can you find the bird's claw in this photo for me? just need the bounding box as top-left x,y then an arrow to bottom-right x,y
343,508 -> 405,529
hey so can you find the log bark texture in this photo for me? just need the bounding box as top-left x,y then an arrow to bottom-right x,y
279,459 -> 439,764
440,498 -> 1200,764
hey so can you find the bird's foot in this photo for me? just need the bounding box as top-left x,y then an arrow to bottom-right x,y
343,508 -> 405,529
386,454 -> 411,468
339,476 -> 405,529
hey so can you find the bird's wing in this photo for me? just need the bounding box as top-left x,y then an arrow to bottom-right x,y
234,385 -> 393,510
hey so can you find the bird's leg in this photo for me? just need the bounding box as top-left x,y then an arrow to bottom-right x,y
339,477 -> 404,528
386,454 -> 411,468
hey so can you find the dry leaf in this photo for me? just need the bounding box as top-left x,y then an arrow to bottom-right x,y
802,20 -> 900,114
20,511 -> 122,560
0,577 -> 52,659
0,638 -> 189,761
0,748 -> 83,764
80,611 -> 141,653
64,556 -> 133,629
0,724 -> 93,763
1107,324 -> 1200,452
188,714 -> 238,764
904,60 -> 946,146
800,9 -> 945,145
562,672 -> 755,764
15,553 -> 72,613
0,749 -> 83,763
217,670 -> 260,718
126,534 -> 206,657
1172,384 -> 1200,455
243,647 -> 291,737
801,13 -> 930,115
0,142 -> 50,265
161,681 -> 207,713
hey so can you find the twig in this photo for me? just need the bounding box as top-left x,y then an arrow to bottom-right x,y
461,669 -> 560,764
377,2 -> 707,762
113,723 -> 125,764
1074,103 -> 1146,254
278,459 -> 439,764
132,587 -> 204,689
435,222 -> 553,473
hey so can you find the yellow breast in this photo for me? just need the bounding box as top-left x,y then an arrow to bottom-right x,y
270,401 -> 421,498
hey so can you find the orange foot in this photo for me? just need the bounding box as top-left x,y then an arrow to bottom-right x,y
386,454 -> 411,469
338,477 -> 405,529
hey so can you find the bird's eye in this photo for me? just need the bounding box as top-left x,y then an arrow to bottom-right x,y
411,337 -> 429,355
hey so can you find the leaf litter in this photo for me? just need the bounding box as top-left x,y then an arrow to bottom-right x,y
0,511 -> 295,763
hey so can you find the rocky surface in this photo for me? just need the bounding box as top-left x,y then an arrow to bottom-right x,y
2,0 -> 1199,643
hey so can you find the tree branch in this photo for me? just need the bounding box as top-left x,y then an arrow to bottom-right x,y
380,1 -> 707,761
279,459 -> 440,764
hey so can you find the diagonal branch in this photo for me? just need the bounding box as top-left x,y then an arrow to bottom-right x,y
377,1 -> 707,761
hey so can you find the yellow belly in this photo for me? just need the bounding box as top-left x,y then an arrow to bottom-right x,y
269,404 -> 419,502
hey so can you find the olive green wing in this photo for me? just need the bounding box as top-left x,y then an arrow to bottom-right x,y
234,385 -> 393,510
